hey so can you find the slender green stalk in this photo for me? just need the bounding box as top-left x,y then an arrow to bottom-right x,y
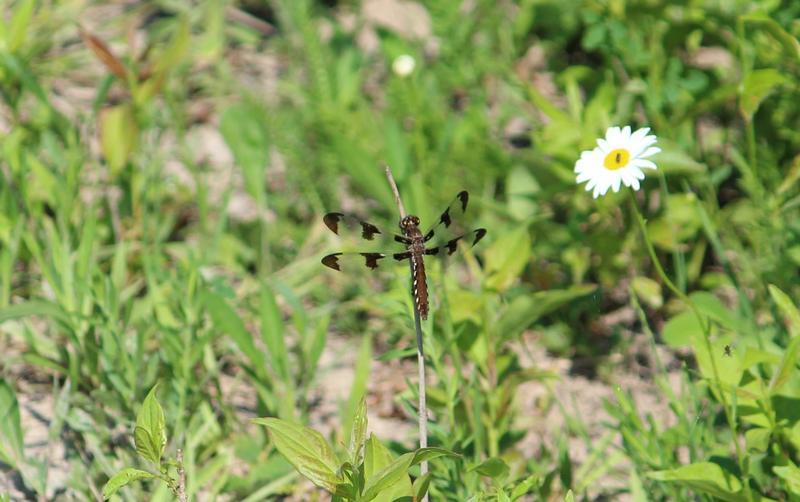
384,165 -> 428,498
627,190 -> 751,501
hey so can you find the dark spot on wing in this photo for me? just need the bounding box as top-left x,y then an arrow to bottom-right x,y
323,213 -> 344,234
321,253 -> 343,270
360,222 -> 380,240
457,191 -> 468,211
361,253 -> 386,269
393,251 -> 412,261
473,228 -> 487,245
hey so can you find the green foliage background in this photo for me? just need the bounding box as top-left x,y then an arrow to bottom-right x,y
1,0 -> 799,500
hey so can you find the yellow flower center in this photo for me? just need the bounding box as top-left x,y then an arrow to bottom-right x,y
603,148 -> 630,170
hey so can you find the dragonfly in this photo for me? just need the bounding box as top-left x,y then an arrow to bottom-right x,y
321,191 -> 487,320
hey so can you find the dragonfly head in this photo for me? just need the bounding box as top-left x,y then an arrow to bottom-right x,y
399,215 -> 420,232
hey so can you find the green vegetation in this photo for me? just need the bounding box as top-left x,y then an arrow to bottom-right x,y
1,0 -> 800,500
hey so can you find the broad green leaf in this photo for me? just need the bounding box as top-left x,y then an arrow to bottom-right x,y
8,0 -> 35,53
564,490 -> 575,502
411,447 -> 460,466
484,226 -> 531,291
510,475 -> 539,500
691,292 -> 738,330
220,101 -> 270,207
102,468 -> 155,499
202,290 -> 267,379
363,434 -> 412,501
254,417 -> 342,493
739,69 -> 789,121
652,140 -> 707,175
662,309 -> 704,348
745,428 -> 770,453
769,334 -> 800,394
470,457 -> 509,479
134,385 -> 166,466
497,285 -> 596,342
774,464 -> 800,496
99,103 -> 138,175
0,379 -> 24,468
631,276 -> 662,309
364,434 -> 394,479
647,462 -> 744,501
740,348 -> 781,370
360,452 -> 414,502
647,194 -> 702,250
769,284 -> 800,338
412,472 -> 431,501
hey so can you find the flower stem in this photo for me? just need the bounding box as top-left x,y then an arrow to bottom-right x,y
627,190 -> 751,501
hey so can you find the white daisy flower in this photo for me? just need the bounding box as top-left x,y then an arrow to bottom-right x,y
392,54 -> 415,77
574,126 -> 661,198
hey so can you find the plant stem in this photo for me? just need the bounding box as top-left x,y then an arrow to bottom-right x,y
383,165 -> 429,497
627,190 -> 751,501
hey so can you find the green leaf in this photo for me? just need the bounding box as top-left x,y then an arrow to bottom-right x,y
653,140 -> 707,175
360,452 -> 414,502
769,334 -> 800,394
497,285 -> 596,342
202,290 -> 267,379
220,101 -> 270,207
134,385 -> 166,466
412,472 -> 431,501
253,417 -> 342,493
739,69 -> 789,121
102,468 -> 155,499
745,428 -> 770,453
484,226 -> 531,291
647,462 -> 744,501
349,396 -> 368,465
99,103 -> 139,175
662,310 -> 701,348
411,447 -> 460,466
769,284 -> 800,338
741,13 -> 800,63
0,300 -> 70,326
8,0 -> 35,53
631,276 -> 662,309
470,457 -> 509,479
0,379 -> 24,468
260,284 -> 289,380
363,434 -> 412,501
364,433 -> 393,479
774,463 -> 800,495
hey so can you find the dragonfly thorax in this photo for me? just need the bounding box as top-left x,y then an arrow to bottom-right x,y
399,215 -> 421,234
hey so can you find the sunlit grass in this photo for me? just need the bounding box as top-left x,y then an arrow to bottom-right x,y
1,0 -> 799,500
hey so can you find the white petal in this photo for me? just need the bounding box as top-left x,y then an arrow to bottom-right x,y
634,158 -> 657,170
629,177 -> 641,190
576,171 -> 592,182
596,138 -> 610,152
631,127 -> 650,143
611,173 -> 622,193
620,170 -> 635,188
621,125 -> 631,139
629,166 -> 646,179
606,126 -> 621,144
639,146 -> 661,158
629,137 -> 657,158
